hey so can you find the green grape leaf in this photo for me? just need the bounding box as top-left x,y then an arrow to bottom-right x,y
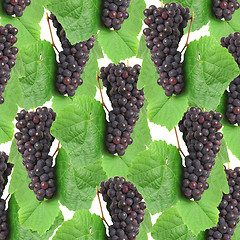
216,138 -> 230,164
151,206 -> 205,240
8,140 -> 19,165
8,195 -> 64,240
141,209 -> 152,233
0,72 -> 20,144
75,52 -> 99,98
137,34 -> 148,59
223,123 -> 240,160
163,0 -> 212,33
51,96 -> 105,167
53,210 -> 106,240
14,52 -> 26,78
209,10 -> 240,41
128,140 -> 182,215
0,0 -> 44,46
138,53 -> 188,131
120,0 -> 146,36
52,95 -> 74,114
92,37 -> 104,59
98,0 -> 145,63
102,105 -> 152,178
45,0 -> 101,44
8,143 -> 60,235
98,28 -> 139,64
56,148 -> 107,211
185,36 -> 240,110
177,159 -> 228,235
17,40 -> 56,110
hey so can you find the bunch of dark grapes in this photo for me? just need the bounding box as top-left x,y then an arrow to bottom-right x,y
213,0 -> 240,21
49,14 -> 95,96
102,0 -> 130,30
221,32 -> 240,125
100,63 -> 145,156
179,107 -> 223,201
207,167 -> 240,239
100,177 -> 146,240
0,152 -> 13,240
3,0 -> 31,17
143,3 -> 190,96
0,152 -> 13,197
0,24 -> 18,104
15,107 -> 56,201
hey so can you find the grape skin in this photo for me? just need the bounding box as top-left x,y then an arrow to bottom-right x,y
15,107 -> 56,201
207,167 -> 240,239
221,32 -> 240,126
143,3 -> 190,96
3,0 -> 31,17
179,107 -> 223,201
100,63 -> 145,156
100,177 -> 146,240
50,14 -> 95,97
0,152 -> 13,240
0,24 -> 18,104
212,0 -> 240,21
102,0 -> 131,30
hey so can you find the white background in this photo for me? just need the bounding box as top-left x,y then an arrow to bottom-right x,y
0,0 -> 239,239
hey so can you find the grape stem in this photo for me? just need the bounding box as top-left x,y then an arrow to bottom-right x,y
46,12 -> 60,54
228,162 -> 230,170
161,0 -> 164,8
174,126 -> 186,158
5,194 -> 11,201
96,72 -> 110,113
53,142 -> 61,158
96,186 -> 110,227
127,59 -> 129,67
181,12 -> 194,54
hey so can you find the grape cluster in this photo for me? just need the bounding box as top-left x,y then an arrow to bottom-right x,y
143,4 -> 190,96
213,0 -> 240,21
102,0 -> 130,30
0,152 -> 13,240
179,107 -> 223,201
3,0 -> 31,17
50,14 -> 95,96
15,107 -> 56,201
100,177 -> 146,240
221,32 -> 240,125
208,167 -> 240,239
100,63 -> 145,156
0,152 -> 13,197
0,24 -> 18,104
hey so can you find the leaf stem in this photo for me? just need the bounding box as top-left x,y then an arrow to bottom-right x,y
5,194 -> 10,201
181,12 -> 194,54
174,126 -> 186,158
46,12 -> 60,53
161,0 -> 164,8
53,142 -> 61,158
96,186 -> 110,227
96,72 -> 110,113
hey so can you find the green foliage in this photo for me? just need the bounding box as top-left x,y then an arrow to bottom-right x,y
163,0 -> 212,33
8,195 -> 64,240
151,206 -> 205,240
55,148 -> 107,211
102,105 -> 151,178
138,52 -> 189,131
184,36 -> 240,109
128,140 -> 182,215
52,210 -> 106,240
8,142 -> 61,235
45,0 -> 102,44
177,159 -> 229,235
